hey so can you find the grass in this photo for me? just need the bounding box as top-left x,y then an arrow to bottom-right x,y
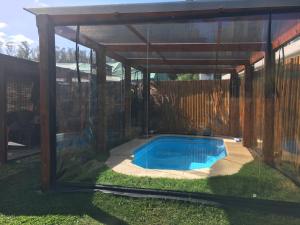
61,155 -> 300,203
0,157 -> 300,224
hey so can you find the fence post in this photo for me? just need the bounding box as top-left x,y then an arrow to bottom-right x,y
37,15 -> 57,191
124,65 -> 131,138
0,56 -> 7,165
243,65 -> 254,148
96,47 -> 107,153
142,71 -> 150,136
262,14 -> 276,164
229,71 -> 240,137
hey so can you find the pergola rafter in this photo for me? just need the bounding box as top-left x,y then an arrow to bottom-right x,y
128,58 -> 249,66
105,43 -> 265,52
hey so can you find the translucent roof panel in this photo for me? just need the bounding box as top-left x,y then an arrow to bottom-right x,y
30,1 -> 300,73
80,25 -> 143,44
71,17 -> 269,45
133,22 -> 218,43
159,52 -> 252,60
220,19 -> 268,43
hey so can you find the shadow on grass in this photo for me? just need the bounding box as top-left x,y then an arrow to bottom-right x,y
0,157 -> 128,225
84,160 -> 300,204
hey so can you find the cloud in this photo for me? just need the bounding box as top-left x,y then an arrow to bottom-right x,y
0,32 -> 34,46
0,32 -> 6,43
0,22 -> 7,29
34,0 -> 49,7
8,34 -> 34,45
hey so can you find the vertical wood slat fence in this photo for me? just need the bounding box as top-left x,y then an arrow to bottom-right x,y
274,56 -> 300,182
0,54 -> 39,164
150,80 -> 240,137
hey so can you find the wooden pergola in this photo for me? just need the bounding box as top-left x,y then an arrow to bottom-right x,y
23,0 -> 300,190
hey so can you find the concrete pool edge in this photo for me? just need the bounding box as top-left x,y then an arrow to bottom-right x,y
105,135 -> 254,179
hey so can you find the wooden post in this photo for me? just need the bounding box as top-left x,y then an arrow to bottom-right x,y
37,15 -> 56,191
243,65 -> 254,148
229,71 -> 240,137
124,65 -> 131,138
142,71 -> 150,136
262,14 -> 275,164
96,47 -> 107,153
0,57 -> 7,165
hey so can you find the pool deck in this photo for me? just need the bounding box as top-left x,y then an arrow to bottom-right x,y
105,135 -> 254,179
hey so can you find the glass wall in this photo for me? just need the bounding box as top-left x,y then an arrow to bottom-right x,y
53,13 -> 300,203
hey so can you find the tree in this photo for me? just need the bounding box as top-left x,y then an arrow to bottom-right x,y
0,41 -> 3,53
177,73 -> 199,81
5,42 -> 16,56
16,41 -> 32,60
31,46 -> 40,61
167,73 -> 178,80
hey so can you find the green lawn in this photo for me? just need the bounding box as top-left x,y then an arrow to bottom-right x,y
1,157 -> 300,225
60,155 -> 300,203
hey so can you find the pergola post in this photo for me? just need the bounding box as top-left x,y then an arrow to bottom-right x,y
124,65 -> 132,138
37,15 -> 56,191
96,47 -> 107,153
229,71 -> 240,137
0,58 -> 7,165
243,65 -> 254,148
262,15 -> 276,164
142,71 -> 150,136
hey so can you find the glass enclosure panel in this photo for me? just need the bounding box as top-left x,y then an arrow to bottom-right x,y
106,57 -> 126,148
273,13 -> 300,184
55,35 -> 97,182
54,13 -> 300,203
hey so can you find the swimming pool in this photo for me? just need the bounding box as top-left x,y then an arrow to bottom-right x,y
133,136 -> 227,170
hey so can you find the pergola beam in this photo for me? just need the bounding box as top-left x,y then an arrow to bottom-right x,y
248,22 -> 300,65
273,22 -> 300,50
106,43 -> 265,52
148,68 -> 235,74
128,58 -> 249,66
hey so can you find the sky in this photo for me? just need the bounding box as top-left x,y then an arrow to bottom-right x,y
0,0 -> 181,49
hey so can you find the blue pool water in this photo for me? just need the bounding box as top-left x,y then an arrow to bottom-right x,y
133,136 -> 227,170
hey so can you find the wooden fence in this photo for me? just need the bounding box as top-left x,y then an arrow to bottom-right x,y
2,53 -> 300,183
0,54 -> 128,163
274,56 -> 300,182
246,55 -> 300,183
150,80 -> 240,137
